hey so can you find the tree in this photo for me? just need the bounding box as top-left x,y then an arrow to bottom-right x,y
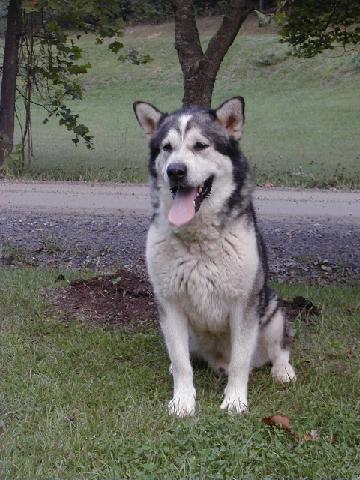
174,0 -> 256,107
278,0 -> 360,57
0,0 -> 126,168
0,0 -> 21,166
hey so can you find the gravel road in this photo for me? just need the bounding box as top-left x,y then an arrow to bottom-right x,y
1,181 -> 359,283
1,181 -> 360,220
1,211 -> 359,284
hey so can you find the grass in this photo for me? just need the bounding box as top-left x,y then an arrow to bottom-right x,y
0,267 -> 359,479
7,16 -> 360,187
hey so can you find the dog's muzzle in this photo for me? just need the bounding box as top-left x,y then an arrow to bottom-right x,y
167,163 -> 187,183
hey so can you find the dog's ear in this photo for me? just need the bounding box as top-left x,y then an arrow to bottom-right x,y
215,96 -> 245,140
133,101 -> 162,136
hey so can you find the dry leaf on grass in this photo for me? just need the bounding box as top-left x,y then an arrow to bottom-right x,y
262,414 -> 292,431
262,414 -> 297,437
263,415 -> 321,442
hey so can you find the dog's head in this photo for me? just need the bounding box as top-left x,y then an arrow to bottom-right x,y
133,97 -> 250,228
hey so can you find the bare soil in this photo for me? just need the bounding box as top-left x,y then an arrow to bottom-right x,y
52,269 -> 157,331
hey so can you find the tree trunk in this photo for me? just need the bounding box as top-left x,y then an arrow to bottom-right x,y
182,63 -> 217,107
175,0 -> 255,107
0,0 -> 22,167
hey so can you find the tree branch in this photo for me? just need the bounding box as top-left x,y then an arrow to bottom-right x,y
174,0 -> 255,106
204,0 -> 256,71
174,0 -> 203,73
16,87 -> 52,114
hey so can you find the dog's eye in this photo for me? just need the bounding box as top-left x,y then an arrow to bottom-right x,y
162,143 -> 173,152
194,142 -> 209,151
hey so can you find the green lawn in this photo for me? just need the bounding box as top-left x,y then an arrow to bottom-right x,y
1,267 -> 359,479
9,17 -> 360,187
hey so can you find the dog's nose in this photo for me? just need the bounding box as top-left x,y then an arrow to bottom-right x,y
167,163 -> 187,182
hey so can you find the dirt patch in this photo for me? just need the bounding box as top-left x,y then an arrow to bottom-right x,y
52,269 -> 158,331
52,269 -> 321,331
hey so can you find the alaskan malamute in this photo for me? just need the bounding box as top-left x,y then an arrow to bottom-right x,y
133,97 -> 296,416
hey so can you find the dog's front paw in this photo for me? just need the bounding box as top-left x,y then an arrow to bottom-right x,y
271,363 -> 296,383
220,391 -> 248,414
168,390 -> 196,417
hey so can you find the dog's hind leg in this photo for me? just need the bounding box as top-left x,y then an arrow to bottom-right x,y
257,307 -> 296,383
160,302 -> 196,417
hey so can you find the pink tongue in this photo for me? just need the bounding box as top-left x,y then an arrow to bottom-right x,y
168,189 -> 198,227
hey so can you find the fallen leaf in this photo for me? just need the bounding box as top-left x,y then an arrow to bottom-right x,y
262,414 -> 292,433
304,429 -> 320,441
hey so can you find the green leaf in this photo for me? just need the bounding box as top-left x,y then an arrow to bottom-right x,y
73,124 -> 89,136
108,41 -> 124,54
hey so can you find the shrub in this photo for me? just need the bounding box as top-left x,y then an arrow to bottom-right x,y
254,45 -> 290,66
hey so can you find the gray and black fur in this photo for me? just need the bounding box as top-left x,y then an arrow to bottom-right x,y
133,97 -> 296,416
141,102 -> 287,338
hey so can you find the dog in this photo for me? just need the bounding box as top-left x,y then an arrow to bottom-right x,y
133,96 -> 296,417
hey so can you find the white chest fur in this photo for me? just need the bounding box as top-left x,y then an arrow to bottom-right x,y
146,218 -> 259,333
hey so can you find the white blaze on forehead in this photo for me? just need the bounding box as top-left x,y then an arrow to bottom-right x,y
161,114 -> 193,148
178,114 -> 192,142
162,128 -> 180,148
185,126 -> 208,145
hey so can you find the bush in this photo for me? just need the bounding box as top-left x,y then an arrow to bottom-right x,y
254,45 -> 290,66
